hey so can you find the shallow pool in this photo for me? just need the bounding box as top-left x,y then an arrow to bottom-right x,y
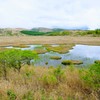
3,44 -> 100,67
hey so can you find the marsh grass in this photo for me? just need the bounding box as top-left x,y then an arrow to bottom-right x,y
61,60 -> 83,65
0,65 -> 99,100
50,56 -> 62,60
33,49 -> 47,54
43,44 -> 75,54
13,44 -> 29,48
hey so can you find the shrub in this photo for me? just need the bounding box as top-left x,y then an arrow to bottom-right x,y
0,49 -> 38,79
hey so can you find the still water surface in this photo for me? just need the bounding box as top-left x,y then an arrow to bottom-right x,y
5,44 -> 100,67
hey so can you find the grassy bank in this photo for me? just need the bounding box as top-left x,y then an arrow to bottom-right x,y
0,64 -> 100,100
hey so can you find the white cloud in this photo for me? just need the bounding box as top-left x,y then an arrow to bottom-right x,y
0,0 -> 100,29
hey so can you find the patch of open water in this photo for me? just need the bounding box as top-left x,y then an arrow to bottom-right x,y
3,44 -> 100,67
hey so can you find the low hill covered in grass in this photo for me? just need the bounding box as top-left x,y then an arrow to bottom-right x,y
0,27 -> 100,36
20,28 -> 100,36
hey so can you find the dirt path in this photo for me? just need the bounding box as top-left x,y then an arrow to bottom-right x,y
0,36 -> 100,46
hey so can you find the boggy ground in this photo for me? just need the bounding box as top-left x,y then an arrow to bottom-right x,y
0,36 -> 100,46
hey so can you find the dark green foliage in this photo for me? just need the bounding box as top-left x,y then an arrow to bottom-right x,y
20,30 -> 46,36
20,30 -> 70,36
85,29 -> 100,36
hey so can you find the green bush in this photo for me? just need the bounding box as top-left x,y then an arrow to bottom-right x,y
0,49 -> 38,79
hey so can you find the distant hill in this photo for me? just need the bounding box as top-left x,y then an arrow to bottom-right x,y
21,27 -> 100,36
1,27 -> 99,36
31,26 -> 89,33
31,27 -> 68,32
0,28 -> 26,36
31,27 -> 53,32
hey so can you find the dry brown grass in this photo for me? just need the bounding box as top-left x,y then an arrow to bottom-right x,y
0,36 -> 100,46
0,65 -> 99,100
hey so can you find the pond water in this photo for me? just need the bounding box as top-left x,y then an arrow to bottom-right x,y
3,44 -> 100,67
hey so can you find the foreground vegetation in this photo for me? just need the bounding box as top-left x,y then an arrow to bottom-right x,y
0,49 -> 100,100
0,64 -> 100,100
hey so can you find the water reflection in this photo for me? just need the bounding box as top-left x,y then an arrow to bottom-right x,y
69,45 -> 100,59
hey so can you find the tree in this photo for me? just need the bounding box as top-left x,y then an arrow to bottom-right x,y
0,49 -> 38,79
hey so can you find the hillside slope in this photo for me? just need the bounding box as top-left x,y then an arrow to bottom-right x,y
0,28 -> 26,36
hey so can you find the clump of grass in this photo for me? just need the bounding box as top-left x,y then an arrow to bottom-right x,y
45,62 -> 48,65
7,89 -> 17,100
41,74 -> 58,88
53,66 -> 65,82
22,65 -> 35,78
44,44 -> 74,54
22,91 -> 34,100
61,60 -> 83,65
33,46 -> 48,54
50,56 -> 62,60
94,60 -> 100,64
33,49 -> 47,54
13,44 -> 29,48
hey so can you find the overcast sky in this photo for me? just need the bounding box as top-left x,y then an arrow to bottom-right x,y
0,0 -> 100,29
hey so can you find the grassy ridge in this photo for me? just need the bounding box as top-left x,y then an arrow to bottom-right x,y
20,29 -> 100,36
0,64 -> 100,100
